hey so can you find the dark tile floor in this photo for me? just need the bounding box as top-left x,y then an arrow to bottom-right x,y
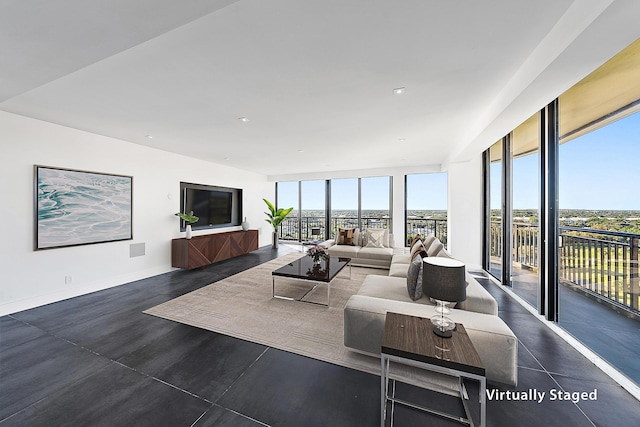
492,262 -> 640,384
1,245 -> 639,426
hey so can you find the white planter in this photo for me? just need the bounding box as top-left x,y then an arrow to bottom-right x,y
186,224 -> 193,239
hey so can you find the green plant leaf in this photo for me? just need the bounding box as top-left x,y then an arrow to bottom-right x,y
175,211 -> 199,224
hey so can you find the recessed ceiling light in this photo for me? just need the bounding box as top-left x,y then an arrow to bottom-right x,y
393,87 -> 405,95
398,138 -> 406,142
297,149 -> 304,153
223,157 -> 230,160
144,134 -> 153,139
238,117 -> 250,123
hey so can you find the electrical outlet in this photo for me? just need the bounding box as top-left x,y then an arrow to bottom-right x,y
65,275 -> 72,284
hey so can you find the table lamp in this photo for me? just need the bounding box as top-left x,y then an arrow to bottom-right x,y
311,227 -> 321,242
423,257 -> 466,338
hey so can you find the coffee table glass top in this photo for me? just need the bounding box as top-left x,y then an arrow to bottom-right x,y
272,256 -> 350,282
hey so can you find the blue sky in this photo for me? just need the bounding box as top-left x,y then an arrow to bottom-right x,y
494,111 -> 639,210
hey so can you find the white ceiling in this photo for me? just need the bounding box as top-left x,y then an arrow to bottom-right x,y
2,0 -> 639,177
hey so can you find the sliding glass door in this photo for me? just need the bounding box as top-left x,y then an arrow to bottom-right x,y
511,113 -> 541,310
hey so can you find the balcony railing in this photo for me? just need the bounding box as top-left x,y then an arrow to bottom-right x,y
406,218 -> 448,246
278,216 -> 392,242
278,216 -> 447,246
490,221 -> 640,314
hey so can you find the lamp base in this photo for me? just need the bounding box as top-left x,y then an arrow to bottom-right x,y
430,312 -> 455,339
432,325 -> 453,338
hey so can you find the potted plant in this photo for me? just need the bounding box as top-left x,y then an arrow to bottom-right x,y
263,198 -> 293,249
175,211 -> 199,239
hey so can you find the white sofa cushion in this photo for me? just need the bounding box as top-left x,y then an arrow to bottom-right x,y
327,245 -> 359,258
343,295 -> 518,386
389,262 -> 410,278
357,246 -> 394,261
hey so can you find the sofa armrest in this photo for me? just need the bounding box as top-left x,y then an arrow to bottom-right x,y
319,239 -> 335,248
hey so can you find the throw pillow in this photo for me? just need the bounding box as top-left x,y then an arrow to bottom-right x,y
337,228 -> 355,245
415,260 -> 425,300
422,234 -> 436,251
411,248 -> 427,261
365,229 -> 385,248
406,257 -> 423,300
409,235 -> 422,250
427,240 -> 443,257
409,240 -> 424,257
353,228 -> 361,246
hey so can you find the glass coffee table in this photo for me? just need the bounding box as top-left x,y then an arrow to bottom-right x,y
272,256 -> 351,306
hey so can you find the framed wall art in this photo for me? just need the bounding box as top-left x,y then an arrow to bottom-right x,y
35,165 -> 133,250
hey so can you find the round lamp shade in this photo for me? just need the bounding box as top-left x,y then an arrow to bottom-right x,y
422,257 -> 466,303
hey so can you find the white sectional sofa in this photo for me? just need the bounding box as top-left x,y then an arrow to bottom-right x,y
330,232 -> 518,386
321,228 -> 399,268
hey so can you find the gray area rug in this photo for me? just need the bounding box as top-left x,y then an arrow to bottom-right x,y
145,253 -> 459,395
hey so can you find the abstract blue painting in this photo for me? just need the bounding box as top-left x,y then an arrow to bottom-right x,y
35,166 -> 133,249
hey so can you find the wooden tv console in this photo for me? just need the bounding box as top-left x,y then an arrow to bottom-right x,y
171,229 -> 258,270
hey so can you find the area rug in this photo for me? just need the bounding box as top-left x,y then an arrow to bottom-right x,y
144,253 -> 459,395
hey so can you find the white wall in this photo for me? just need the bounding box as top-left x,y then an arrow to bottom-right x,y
0,111 -> 272,315
445,158 -> 483,268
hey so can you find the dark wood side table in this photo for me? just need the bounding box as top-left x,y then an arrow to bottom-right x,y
381,312 -> 486,426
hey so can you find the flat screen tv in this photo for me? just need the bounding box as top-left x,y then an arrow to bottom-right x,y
180,182 -> 242,230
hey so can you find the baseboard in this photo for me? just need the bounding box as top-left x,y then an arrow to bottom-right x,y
0,266 -> 174,316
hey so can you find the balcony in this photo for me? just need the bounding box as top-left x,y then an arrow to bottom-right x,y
490,222 -> 640,384
491,221 -> 640,315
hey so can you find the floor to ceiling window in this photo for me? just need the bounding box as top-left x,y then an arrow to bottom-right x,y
278,176 -> 392,242
405,173 -> 448,247
300,180 -> 327,241
557,37 -> 640,383
330,178 -> 359,238
276,181 -> 299,241
511,113 -> 541,310
483,37 -> 640,386
360,176 -> 392,230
